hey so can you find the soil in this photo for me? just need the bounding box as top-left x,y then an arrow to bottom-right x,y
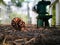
0,24 -> 60,45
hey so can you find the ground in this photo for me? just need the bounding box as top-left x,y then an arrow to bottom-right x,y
0,24 -> 60,45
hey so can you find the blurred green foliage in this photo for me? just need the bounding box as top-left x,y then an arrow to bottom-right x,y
11,0 -> 24,3
10,12 -> 28,23
0,0 -> 24,6
0,0 -> 6,5
11,0 -> 24,7
52,5 -> 56,26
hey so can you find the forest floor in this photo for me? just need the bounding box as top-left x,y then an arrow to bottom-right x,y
0,24 -> 60,45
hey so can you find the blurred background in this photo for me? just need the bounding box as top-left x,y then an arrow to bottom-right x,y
0,0 -> 60,27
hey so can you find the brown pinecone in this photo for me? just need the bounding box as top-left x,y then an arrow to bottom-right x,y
11,17 -> 25,31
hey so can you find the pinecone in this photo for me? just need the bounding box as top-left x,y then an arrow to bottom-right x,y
11,17 -> 25,31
